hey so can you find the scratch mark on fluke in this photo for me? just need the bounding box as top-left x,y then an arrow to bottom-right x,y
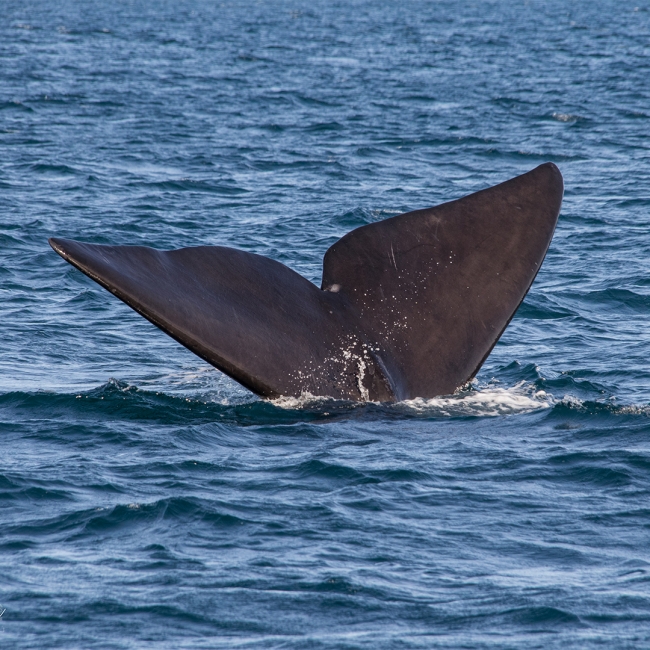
49,163 -> 563,402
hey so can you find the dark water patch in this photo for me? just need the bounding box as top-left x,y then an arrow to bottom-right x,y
27,94 -> 86,106
332,207 -> 387,229
537,373 -> 611,400
515,295 -> 577,320
584,508 -> 650,525
503,605 -> 584,628
29,163 -> 82,176
0,485 -> 73,503
549,398 -> 650,420
492,361 -> 545,383
0,382 -> 376,428
5,497 -> 249,543
0,232 -> 27,247
62,288 -> 110,306
571,288 -> 650,314
132,178 -> 249,195
479,148 -> 584,162
0,381 -> 220,426
0,100 -> 34,112
246,158 -> 326,172
304,121 -> 345,133
281,459 -> 378,485
0,539 -> 37,552
545,462 -> 633,488
379,135 -> 498,149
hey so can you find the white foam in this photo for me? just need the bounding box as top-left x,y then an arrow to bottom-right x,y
268,382 -> 553,416
397,382 -> 553,417
270,392 -> 330,410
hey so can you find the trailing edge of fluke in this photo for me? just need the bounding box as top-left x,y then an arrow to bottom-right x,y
50,163 -> 563,402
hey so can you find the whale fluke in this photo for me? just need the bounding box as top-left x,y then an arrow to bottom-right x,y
50,163 -> 563,402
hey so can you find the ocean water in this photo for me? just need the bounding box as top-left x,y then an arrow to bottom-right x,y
2,0 -> 650,647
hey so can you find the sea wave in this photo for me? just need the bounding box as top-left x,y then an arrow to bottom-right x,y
3,378 -> 650,424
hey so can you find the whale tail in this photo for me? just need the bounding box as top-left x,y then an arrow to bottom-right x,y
50,162 -> 563,402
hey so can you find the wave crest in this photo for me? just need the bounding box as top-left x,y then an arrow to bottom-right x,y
398,382 -> 552,417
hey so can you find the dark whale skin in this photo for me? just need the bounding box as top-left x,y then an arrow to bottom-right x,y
50,163 -> 563,402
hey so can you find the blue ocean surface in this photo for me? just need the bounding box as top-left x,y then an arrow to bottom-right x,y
2,0 -> 650,647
